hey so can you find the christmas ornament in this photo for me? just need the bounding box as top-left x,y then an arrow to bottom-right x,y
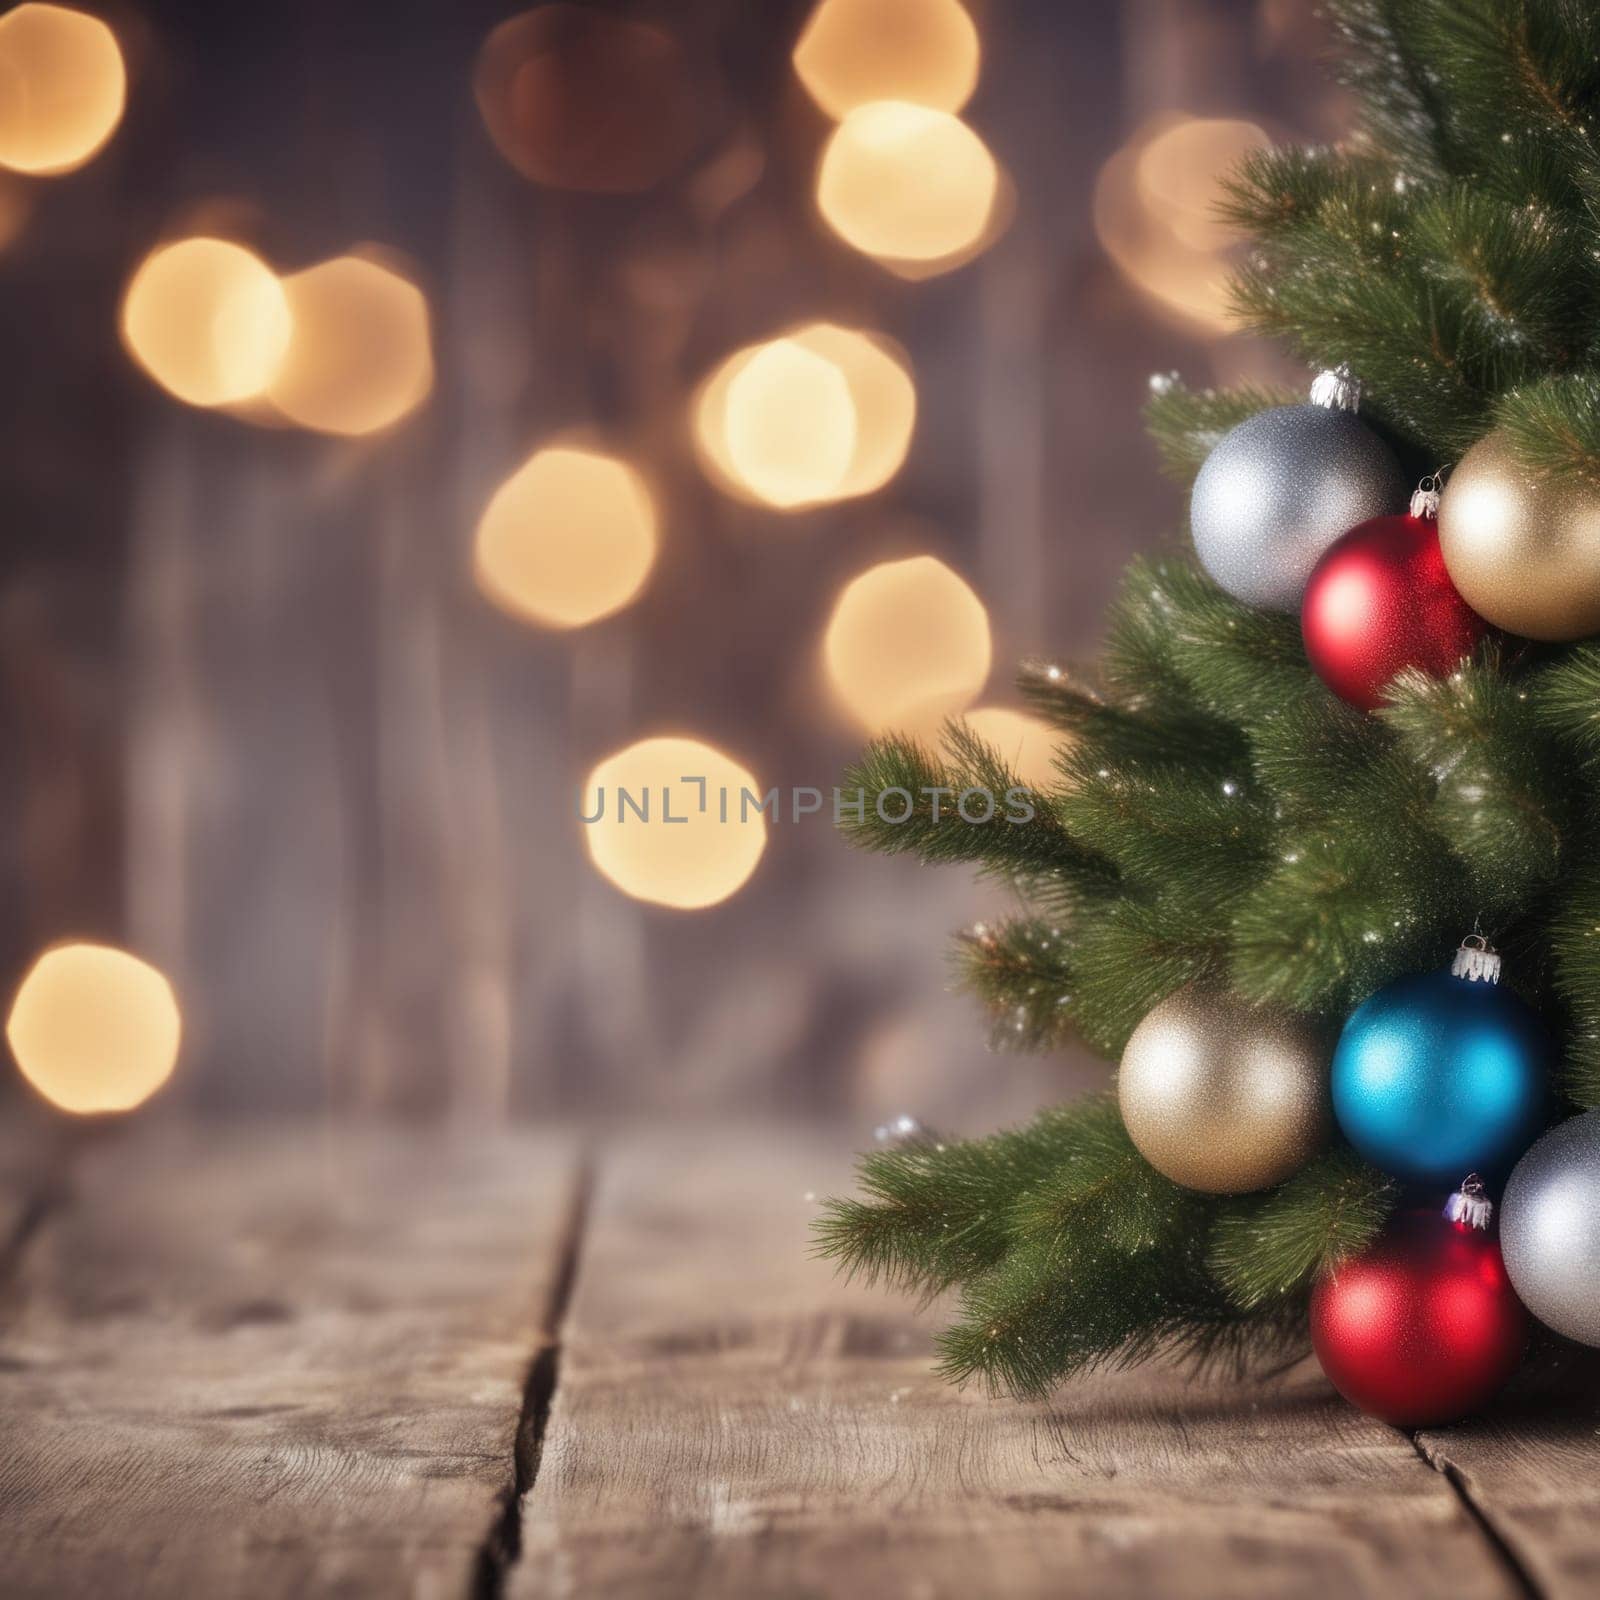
1331,938 -> 1548,1187
1443,1172 -> 1493,1229
1310,1201 -> 1528,1426
1500,1109 -> 1600,1347
1189,366 -> 1406,611
1117,987 -> 1329,1194
1437,427 -> 1600,641
1301,477 -> 1489,709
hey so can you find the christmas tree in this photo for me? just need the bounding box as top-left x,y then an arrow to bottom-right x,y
816,0 -> 1600,1415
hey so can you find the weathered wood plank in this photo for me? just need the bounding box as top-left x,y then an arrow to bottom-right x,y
1415,1362 -> 1600,1600
513,1128 -> 1515,1600
0,1121 -> 583,1600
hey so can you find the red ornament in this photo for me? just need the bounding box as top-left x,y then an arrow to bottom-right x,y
1301,507 -> 1488,710
1310,1208 -> 1528,1426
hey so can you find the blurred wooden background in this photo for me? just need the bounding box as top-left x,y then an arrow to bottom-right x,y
0,0 -> 1342,1122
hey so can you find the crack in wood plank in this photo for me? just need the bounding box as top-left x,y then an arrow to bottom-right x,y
1410,1433 -> 1545,1600
0,1120 -> 84,1309
2,1124 -> 586,1599
473,1146 -> 595,1600
0,1190 -> 60,1292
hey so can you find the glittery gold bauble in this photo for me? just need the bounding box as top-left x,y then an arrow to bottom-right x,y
1437,429 -> 1600,641
1118,988 -> 1330,1194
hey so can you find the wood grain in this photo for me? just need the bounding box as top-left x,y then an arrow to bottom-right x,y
0,1122 -> 583,1600
1415,1358 -> 1600,1600
512,1128 -> 1515,1600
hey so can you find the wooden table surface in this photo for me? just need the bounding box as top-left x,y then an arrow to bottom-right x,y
1,1121 -> 1597,1600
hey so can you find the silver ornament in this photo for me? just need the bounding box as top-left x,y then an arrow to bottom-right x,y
1189,373 -> 1406,611
1500,1110 -> 1600,1347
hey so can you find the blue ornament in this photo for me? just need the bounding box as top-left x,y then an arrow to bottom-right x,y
1332,941 -> 1548,1188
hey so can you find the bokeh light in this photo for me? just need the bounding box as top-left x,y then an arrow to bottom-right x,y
0,3 -> 125,175
474,445 -> 658,629
266,254 -> 433,436
869,164 -> 1015,281
121,238 -> 293,408
1093,113 -> 1267,333
582,736 -> 767,910
694,324 -> 915,509
791,324 -> 915,496
7,942 -> 181,1114
692,344 -> 764,503
824,554 -> 991,734
794,0 -> 979,120
475,3 -> 697,193
725,338 -> 857,509
816,100 -> 998,266
960,706 -> 1064,792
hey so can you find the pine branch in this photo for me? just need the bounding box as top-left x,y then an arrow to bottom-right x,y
1209,1150 -> 1396,1309
1064,897 -> 1229,1057
1380,653 -> 1569,913
837,733 -> 1110,889
1249,691 -> 1423,825
934,1101 -> 1312,1398
1547,862 -> 1600,1105
1143,377 -> 1297,486
811,1110 -> 1086,1296
933,1099 -> 1223,1398
1407,0 -> 1600,208
955,918 -> 1078,1053
1229,819 -> 1468,1019
1101,554 -> 1310,742
1060,780 -> 1269,928
1322,0 -> 1458,178
1408,188 -> 1586,370
1530,641 -> 1600,765
1012,657 -> 1108,730
1497,375 -> 1600,488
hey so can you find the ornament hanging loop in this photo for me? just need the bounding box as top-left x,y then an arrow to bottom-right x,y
1451,934 -> 1502,985
1310,364 -> 1361,412
1410,470 -> 1446,521
1444,1173 -> 1494,1230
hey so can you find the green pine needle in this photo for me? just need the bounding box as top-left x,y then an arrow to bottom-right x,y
819,0 -> 1600,1398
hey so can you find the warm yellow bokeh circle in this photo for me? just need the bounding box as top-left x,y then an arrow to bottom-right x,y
7,942 -> 181,1114
1092,114 -> 1268,334
475,446 -> 658,629
582,736 -> 767,910
0,3 -> 126,176
793,0 -> 980,121
723,338 -> 857,509
824,554 -> 991,734
694,325 -> 915,509
816,100 -> 998,264
266,254 -> 434,435
121,238 -> 293,408
789,323 -> 915,497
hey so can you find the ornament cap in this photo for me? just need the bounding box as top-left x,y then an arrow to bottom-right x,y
1451,935 -> 1502,985
1445,1173 -> 1494,1231
1310,364 -> 1361,413
1410,472 -> 1444,520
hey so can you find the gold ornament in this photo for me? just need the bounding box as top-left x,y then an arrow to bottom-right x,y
1437,429 -> 1600,641
1118,987 -> 1330,1194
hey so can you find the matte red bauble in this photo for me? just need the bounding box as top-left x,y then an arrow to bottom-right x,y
1301,511 -> 1489,709
1310,1209 -> 1528,1426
